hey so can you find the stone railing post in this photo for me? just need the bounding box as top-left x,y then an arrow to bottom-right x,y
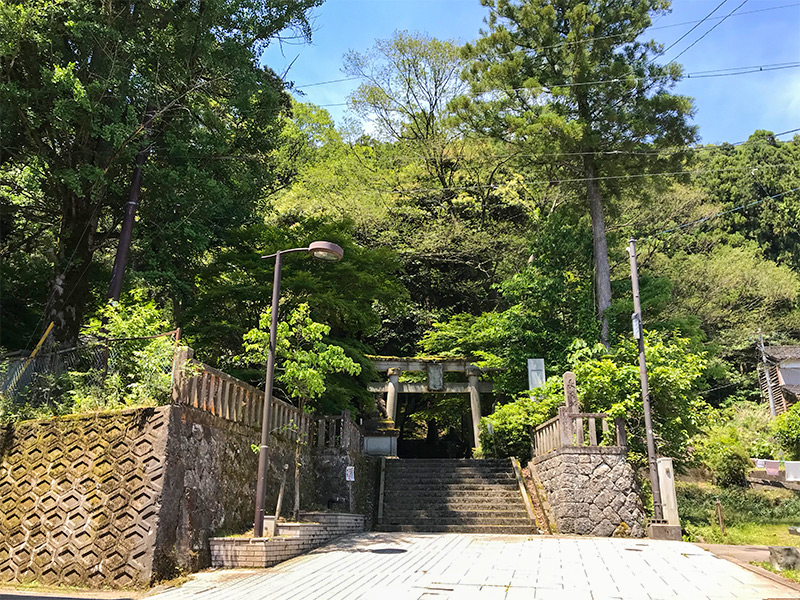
171,346 -> 194,403
558,405 -> 573,448
341,410 -> 351,450
615,417 -> 627,448
563,371 -> 578,413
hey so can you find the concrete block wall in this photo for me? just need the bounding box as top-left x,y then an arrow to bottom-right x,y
0,405 -> 311,588
210,513 -> 365,568
530,447 -> 645,538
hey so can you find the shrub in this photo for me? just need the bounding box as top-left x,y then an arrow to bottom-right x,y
693,424 -> 752,488
479,376 -> 564,461
706,443 -> 752,487
67,294 -> 175,411
572,332 -> 709,469
773,403 -> 800,460
677,481 -> 800,528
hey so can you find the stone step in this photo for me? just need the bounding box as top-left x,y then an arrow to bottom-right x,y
376,523 -> 537,534
383,512 -> 529,525
384,482 -> 517,490
383,496 -> 523,507
385,472 -> 516,480
386,458 -> 511,468
379,458 -> 535,535
385,465 -> 512,474
383,507 -> 528,522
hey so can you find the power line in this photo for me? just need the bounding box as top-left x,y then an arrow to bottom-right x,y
654,0 -> 729,61
293,76 -> 359,88
365,162 -> 796,196
686,62 -> 800,78
155,125 -> 800,164
312,62 -> 800,108
667,0 -> 750,64
285,2 -> 800,91
646,186 -> 800,239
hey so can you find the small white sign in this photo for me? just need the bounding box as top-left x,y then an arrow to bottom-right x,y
345,466 -> 355,481
632,313 -> 641,340
527,358 -> 545,390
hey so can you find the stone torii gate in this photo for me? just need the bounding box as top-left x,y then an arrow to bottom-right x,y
367,357 -> 494,447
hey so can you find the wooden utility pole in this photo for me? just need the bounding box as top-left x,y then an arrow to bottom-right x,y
107,111 -> 155,302
628,238 -> 664,522
107,143 -> 150,301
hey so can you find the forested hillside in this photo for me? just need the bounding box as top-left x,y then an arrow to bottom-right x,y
3,0 -> 800,468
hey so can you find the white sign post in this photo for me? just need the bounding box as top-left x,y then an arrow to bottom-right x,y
527,358 -> 545,393
345,465 -> 355,513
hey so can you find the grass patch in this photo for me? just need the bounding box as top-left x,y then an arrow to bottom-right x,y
688,522 -> 800,546
677,481 -> 800,545
752,561 -> 800,584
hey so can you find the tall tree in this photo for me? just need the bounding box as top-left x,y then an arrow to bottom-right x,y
459,0 -> 696,347
0,0 -> 322,347
344,30 -> 468,191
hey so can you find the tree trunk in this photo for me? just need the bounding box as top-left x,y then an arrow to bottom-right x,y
584,154 -> 612,349
292,438 -> 301,520
47,193 -> 100,347
292,398 -> 306,520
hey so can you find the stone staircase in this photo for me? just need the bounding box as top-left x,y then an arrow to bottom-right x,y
377,458 -> 537,534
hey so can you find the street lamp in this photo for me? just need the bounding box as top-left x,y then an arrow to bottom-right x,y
253,241 -> 344,537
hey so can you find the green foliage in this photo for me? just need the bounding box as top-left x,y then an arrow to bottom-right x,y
650,241 -> 800,348
692,401 -> 781,487
478,377 -> 565,460
572,331 -> 708,467
773,403 -> 800,460
677,481 -> 800,544
701,443 -> 751,488
0,0 -> 323,345
752,561 -> 800,583
68,294 -> 176,411
239,303 -> 361,415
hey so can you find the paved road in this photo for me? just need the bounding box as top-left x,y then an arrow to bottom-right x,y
148,532 -> 800,600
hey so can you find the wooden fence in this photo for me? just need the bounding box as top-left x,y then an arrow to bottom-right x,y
532,405 -> 626,457
171,347 -> 362,452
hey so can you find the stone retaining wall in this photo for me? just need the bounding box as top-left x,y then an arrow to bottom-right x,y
210,513 -> 365,568
0,405 -> 310,588
530,447 -> 645,538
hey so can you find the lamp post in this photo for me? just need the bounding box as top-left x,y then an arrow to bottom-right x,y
253,241 -> 344,537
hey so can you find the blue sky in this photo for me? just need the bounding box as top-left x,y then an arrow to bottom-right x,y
262,0 -> 800,145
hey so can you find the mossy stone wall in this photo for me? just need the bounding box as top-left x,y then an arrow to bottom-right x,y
0,405 -> 312,588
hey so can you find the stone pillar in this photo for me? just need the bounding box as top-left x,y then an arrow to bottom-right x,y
171,346 -> 194,403
386,368 -> 401,423
657,457 -> 680,526
467,367 -> 482,448
563,371 -> 578,413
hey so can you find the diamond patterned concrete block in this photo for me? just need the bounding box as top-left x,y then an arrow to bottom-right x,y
0,407 -> 170,588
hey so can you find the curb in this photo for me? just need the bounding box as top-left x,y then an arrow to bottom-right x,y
713,554 -> 800,596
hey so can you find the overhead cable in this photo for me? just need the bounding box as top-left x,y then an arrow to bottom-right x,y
646,186 -> 800,238
667,0 -> 750,63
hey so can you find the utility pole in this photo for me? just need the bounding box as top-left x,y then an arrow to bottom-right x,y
759,331 -> 777,417
628,238 -> 664,522
107,111 -> 154,301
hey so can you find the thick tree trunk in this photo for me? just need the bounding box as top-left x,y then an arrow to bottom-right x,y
584,155 -> 612,349
47,193 -> 100,347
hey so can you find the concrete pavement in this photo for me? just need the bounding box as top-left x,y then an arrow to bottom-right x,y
147,532 -> 800,600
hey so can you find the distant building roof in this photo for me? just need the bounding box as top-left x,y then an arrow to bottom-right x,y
783,385 -> 800,398
764,346 -> 800,362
